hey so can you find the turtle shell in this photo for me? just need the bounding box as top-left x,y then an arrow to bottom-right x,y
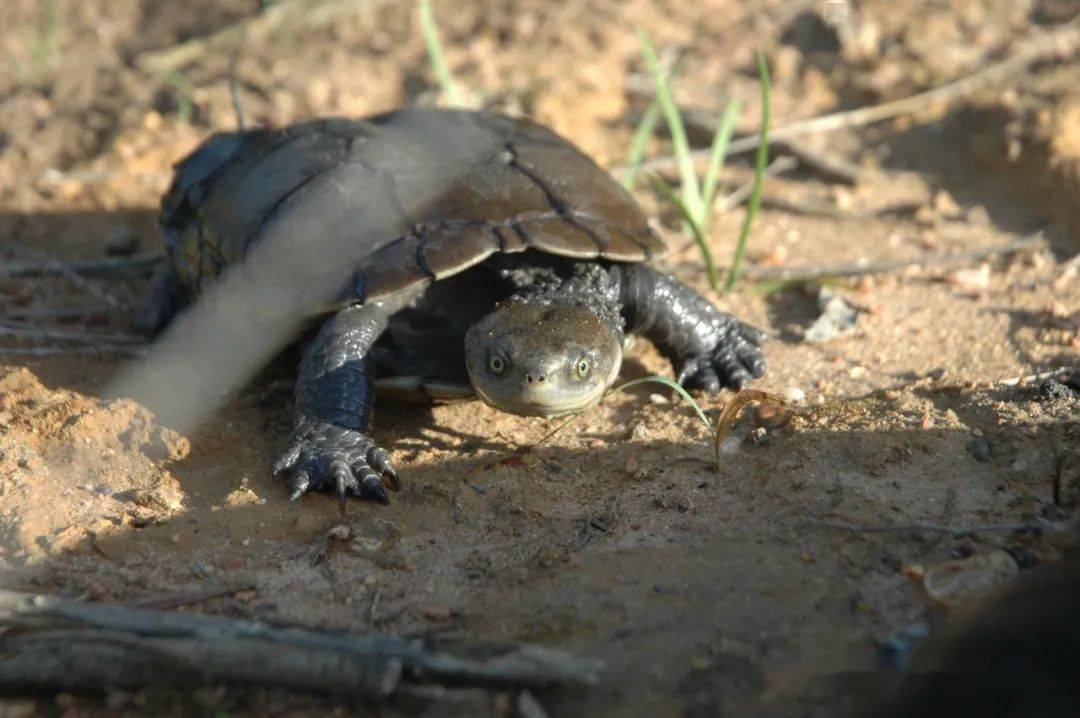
160,108 -> 665,302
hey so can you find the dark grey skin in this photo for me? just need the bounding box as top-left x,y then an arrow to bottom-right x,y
274,255 -> 764,502
150,109 -> 766,504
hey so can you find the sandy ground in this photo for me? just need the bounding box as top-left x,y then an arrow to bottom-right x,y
1,0 -> 1078,715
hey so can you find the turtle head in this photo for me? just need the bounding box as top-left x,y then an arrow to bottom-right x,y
464,299 -> 623,417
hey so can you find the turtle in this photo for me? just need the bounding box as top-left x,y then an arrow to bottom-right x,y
147,108 -> 766,503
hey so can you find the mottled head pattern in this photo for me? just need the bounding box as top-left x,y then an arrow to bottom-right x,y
464,299 -> 623,417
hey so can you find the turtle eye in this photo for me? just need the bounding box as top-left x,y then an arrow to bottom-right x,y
488,354 -> 506,375
575,357 -> 591,379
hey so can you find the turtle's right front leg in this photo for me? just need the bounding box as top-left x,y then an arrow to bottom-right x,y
274,302 -> 399,503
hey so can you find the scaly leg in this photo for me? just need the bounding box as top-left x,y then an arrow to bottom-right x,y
273,301 -> 400,503
615,265 -> 766,391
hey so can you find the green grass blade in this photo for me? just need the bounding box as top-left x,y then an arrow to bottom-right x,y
637,30 -> 702,220
418,0 -> 465,107
612,376 -> 713,432
724,49 -> 771,294
621,99 -> 662,191
164,70 -> 195,124
535,373 -> 713,448
701,98 -> 741,217
650,176 -> 719,290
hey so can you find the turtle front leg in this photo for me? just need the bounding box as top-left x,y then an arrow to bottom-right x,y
615,265 -> 766,391
274,302 -> 398,503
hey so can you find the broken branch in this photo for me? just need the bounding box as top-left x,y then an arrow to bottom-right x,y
624,16 -> 1080,176
0,590 -> 603,698
739,234 -> 1044,283
0,252 -> 164,280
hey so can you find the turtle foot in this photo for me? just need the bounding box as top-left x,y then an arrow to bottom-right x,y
677,320 -> 767,392
273,419 -> 398,503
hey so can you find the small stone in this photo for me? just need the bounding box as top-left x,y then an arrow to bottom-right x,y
914,205 -> 937,226
902,563 -> 925,580
933,189 -> 961,217
104,226 -> 139,256
718,435 -> 741,456
191,560 -> 215,579
241,538 -> 251,547
849,366 -> 867,379
783,386 -> 806,404
967,437 -> 992,462
327,524 -> 351,541
423,605 -> 454,620
945,263 -> 991,291
966,204 -> 990,225
923,551 -> 1019,607
648,393 -> 668,405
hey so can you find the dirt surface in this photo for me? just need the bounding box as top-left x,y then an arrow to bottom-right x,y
1,1 -> 1078,716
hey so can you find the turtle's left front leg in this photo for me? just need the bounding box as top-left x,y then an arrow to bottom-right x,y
274,301 -> 399,503
614,265 -> 766,391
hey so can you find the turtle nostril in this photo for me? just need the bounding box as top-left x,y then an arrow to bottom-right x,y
526,373 -> 546,384
537,374 -> 545,382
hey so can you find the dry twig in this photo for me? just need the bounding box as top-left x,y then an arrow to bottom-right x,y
808,519 -> 1065,537
135,0 -> 388,73
0,323 -> 145,347
0,590 -> 603,697
0,345 -> 144,358
739,234 -> 1044,283
625,16 -> 1080,176
0,252 -> 163,280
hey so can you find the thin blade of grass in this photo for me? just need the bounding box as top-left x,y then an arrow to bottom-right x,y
534,373 -> 713,449
621,99 -> 662,191
164,70 -> 195,124
637,30 -> 702,219
612,376 -> 713,432
724,49 -> 771,294
651,176 -> 719,290
701,98 -> 741,215
418,0 -> 465,107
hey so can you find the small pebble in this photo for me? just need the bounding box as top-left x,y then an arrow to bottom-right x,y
104,225 -> 140,256
648,393 -> 669,405
327,524 -> 351,541
423,605 -> 454,620
784,386 -> 806,404
967,437 -> 992,462
191,560 -> 214,579
718,435 -> 741,456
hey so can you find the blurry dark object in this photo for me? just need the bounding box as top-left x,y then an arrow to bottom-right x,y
867,559 -> 1080,718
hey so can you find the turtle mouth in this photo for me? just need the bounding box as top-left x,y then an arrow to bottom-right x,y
471,380 -> 611,418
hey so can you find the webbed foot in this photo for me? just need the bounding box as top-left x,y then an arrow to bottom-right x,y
273,419 -> 398,503
677,320 -> 767,392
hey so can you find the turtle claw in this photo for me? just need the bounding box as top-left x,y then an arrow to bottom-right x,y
288,469 -> 312,501
678,319 -> 766,393
275,419 -> 397,503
